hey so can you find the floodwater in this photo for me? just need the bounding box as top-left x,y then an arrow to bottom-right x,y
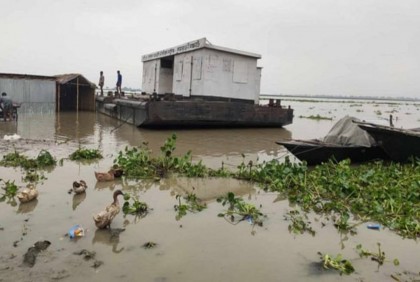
0,98 -> 419,282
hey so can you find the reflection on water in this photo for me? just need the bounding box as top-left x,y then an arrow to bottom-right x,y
3,111 -> 293,168
92,228 -> 125,254
94,181 -> 117,191
170,177 -> 255,202
72,192 -> 86,211
17,199 -> 38,214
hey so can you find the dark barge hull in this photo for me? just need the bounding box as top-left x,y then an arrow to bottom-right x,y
355,122 -> 420,162
96,97 -> 294,128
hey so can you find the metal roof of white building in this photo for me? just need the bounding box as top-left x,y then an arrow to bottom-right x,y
141,38 -> 261,62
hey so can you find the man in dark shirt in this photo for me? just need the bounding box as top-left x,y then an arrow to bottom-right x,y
98,71 -> 105,96
116,70 -> 122,95
0,92 -> 13,121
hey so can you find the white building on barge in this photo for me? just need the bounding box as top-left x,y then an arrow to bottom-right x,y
141,38 -> 262,104
96,38 -> 293,128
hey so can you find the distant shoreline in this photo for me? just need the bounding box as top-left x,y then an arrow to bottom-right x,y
260,94 -> 419,102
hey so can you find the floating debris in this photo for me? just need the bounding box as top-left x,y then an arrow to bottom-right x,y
68,224 -> 85,239
23,240 -> 51,267
73,249 -> 96,261
367,224 -> 381,230
142,242 -> 157,249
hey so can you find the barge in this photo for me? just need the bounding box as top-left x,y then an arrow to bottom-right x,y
97,38 -> 294,128
96,95 -> 293,128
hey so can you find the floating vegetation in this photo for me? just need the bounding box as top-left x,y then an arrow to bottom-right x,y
375,110 -> 382,115
217,192 -> 264,226
69,147 -> 103,161
174,192 -> 207,220
331,212 -> 357,234
0,150 -> 56,170
142,242 -> 157,249
284,209 -> 315,236
298,114 -> 333,120
356,243 -> 399,266
122,193 -> 149,216
7,134 -> 416,239
22,169 -> 46,184
36,150 -> 56,167
114,134 -> 231,179
237,158 -> 420,239
318,252 -> 355,275
0,179 -> 18,201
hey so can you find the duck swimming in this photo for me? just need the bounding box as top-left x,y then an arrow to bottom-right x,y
93,190 -> 124,229
94,167 -> 124,182
72,180 -> 88,194
17,184 -> 39,203
94,169 -> 116,182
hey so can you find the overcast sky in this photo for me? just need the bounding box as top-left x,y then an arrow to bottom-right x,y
1,0 -> 419,98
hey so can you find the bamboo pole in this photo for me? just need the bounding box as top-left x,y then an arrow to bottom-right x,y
76,77 -> 79,112
57,84 -> 61,112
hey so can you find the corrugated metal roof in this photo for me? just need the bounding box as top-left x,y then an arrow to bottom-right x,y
0,72 -> 56,80
54,74 -> 96,88
0,72 -> 96,88
142,38 -> 262,62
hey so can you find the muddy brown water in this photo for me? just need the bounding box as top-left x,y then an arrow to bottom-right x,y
0,99 -> 419,282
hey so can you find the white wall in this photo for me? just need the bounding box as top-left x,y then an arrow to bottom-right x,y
142,60 -> 157,93
202,49 -> 259,102
142,49 -> 261,103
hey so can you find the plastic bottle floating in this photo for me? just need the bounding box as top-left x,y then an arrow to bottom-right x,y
367,224 -> 381,230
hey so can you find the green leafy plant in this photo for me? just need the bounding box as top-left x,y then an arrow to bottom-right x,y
217,192 -> 264,226
174,192 -> 206,220
356,243 -> 399,266
36,150 -> 56,167
0,179 -> 18,206
22,169 -> 46,184
113,135 -> 220,179
318,252 -> 355,275
0,149 -> 56,169
69,147 -> 103,160
284,209 -> 315,236
122,193 -> 149,216
0,179 -> 18,198
244,158 -> 419,239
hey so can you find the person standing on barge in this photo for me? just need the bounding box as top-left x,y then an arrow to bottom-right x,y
98,71 -> 105,96
116,70 -> 122,95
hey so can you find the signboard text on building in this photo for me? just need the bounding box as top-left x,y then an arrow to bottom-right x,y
142,38 -> 206,62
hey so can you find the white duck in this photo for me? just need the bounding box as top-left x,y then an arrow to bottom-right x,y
17,184 -> 38,203
93,190 -> 124,229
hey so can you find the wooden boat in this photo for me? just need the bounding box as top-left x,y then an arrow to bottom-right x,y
276,116 -> 389,165
276,139 -> 388,165
355,121 -> 420,162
